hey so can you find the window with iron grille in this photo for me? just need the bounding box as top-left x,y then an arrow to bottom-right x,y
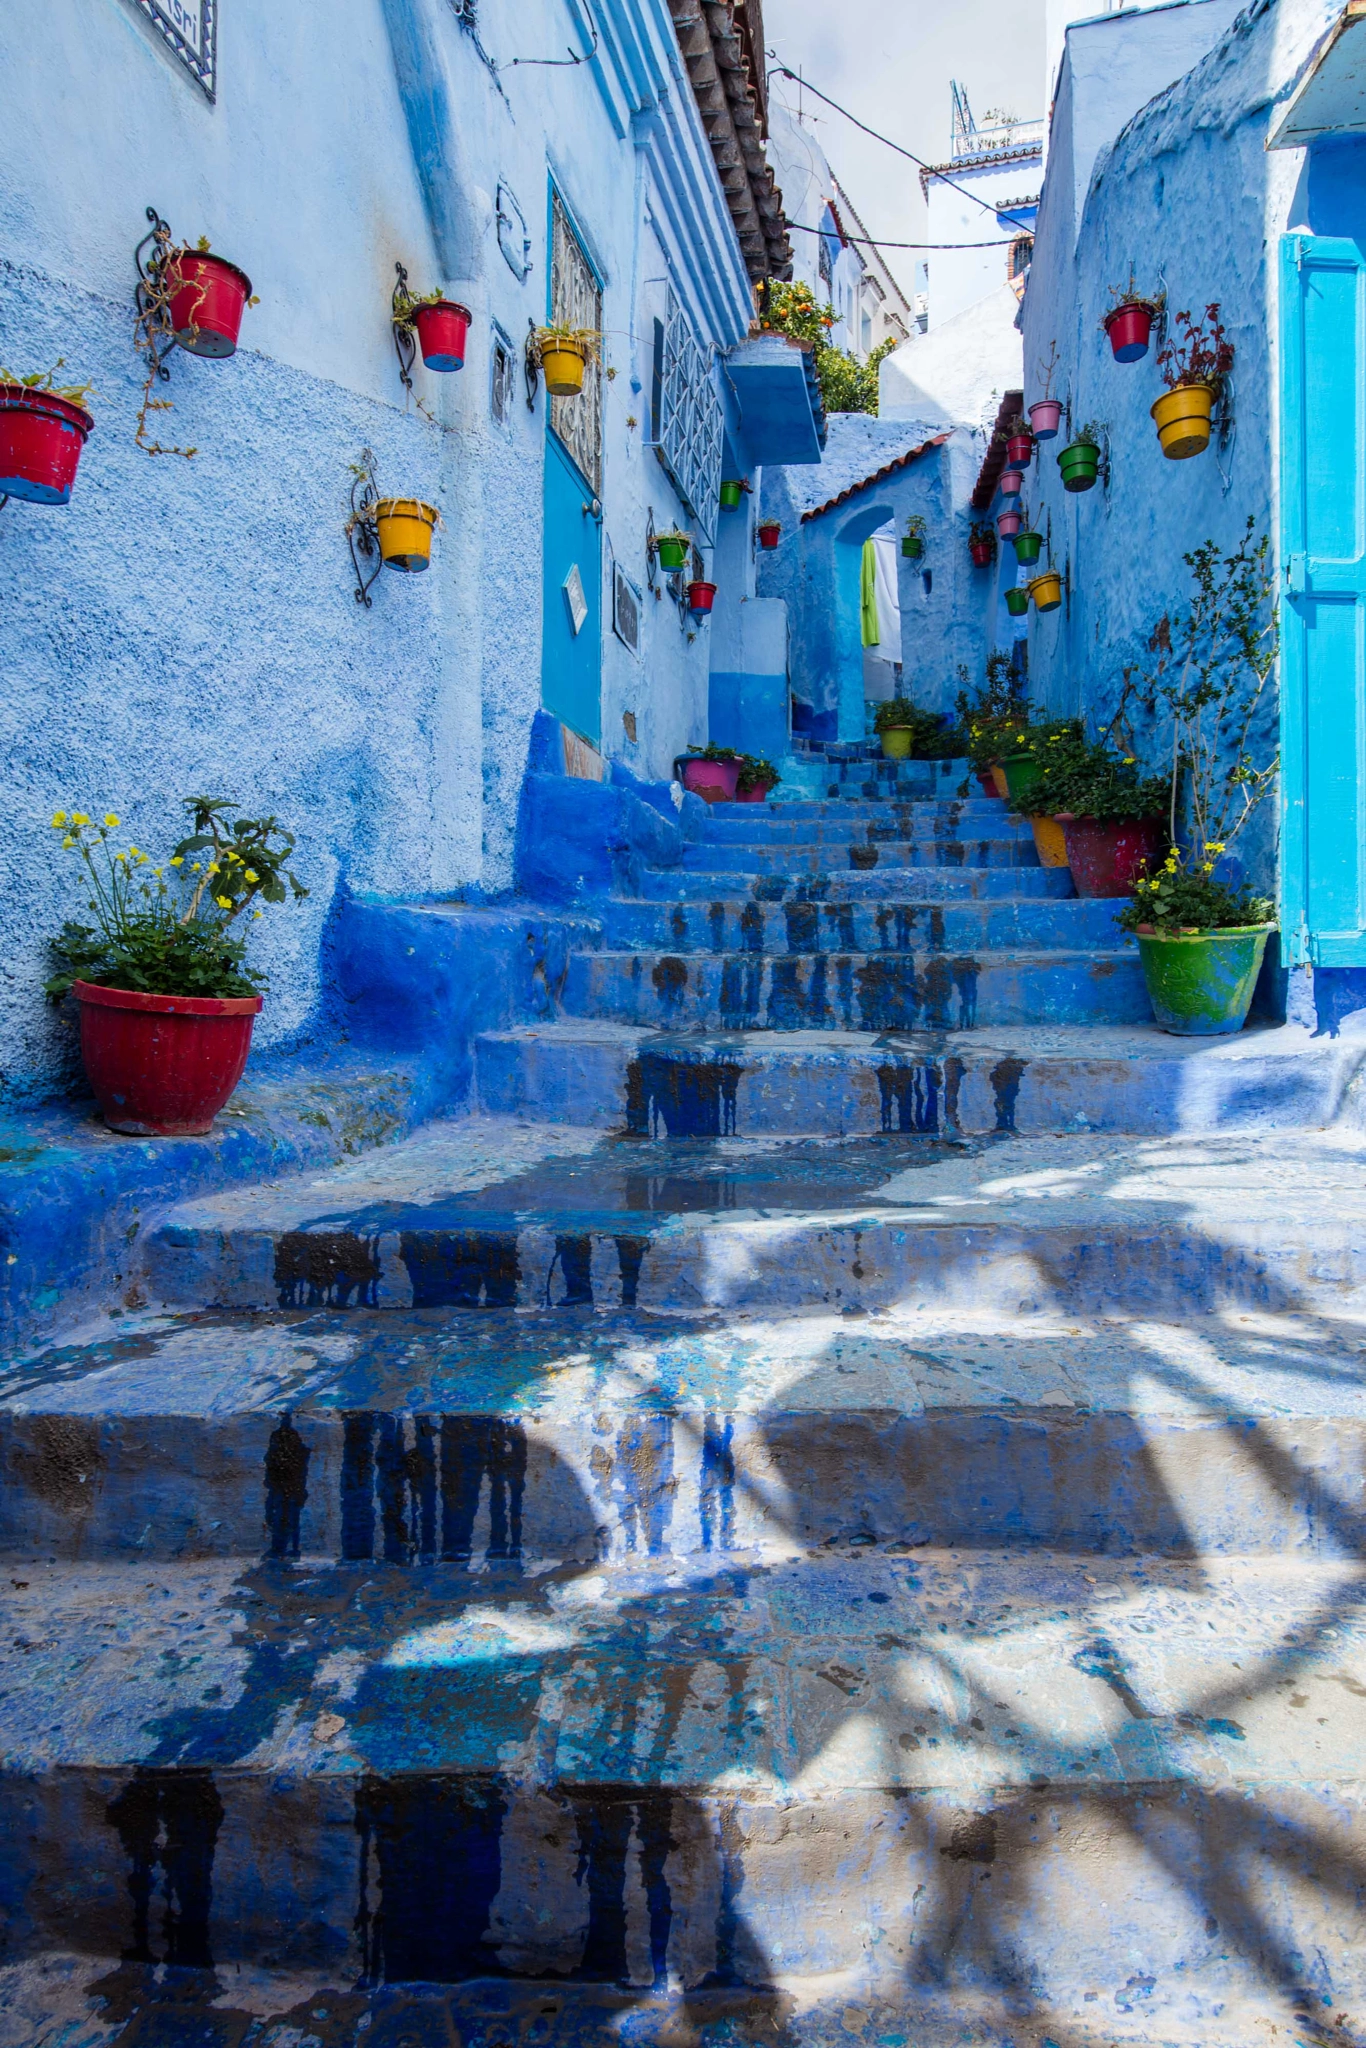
653,287 -> 722,542
550,193 -> 602,492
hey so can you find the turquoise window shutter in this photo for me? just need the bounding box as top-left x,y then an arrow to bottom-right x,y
1279,232 -> 1366,966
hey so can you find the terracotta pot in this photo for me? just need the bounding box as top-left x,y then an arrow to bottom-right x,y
163,250 -> 253,358
682,757 -> 740,802
997,509 -> 1023,538
1151,382 -> 1214,460
998,468 -> 1024,497
1028,398 -> 1063,440
989,764 -> 1010,799
1104,301 -> 1154,363
413,299 -> 472,372
375,498 -> 438,571
1060,816 -> 1166,898
881,728 -> 914,760
1029,815 -> 1070,868
0,384 -> 94,505
1006,432 -> 1033,465
969,539 -> 995,567
687,579 -> 717,614
73,980 -> 261,1135
1136,925 -> 1273,1036
757,521 -> 781,549
540,337 -> 587,396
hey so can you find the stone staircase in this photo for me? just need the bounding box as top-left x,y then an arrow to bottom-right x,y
3,760 -> 1366,2044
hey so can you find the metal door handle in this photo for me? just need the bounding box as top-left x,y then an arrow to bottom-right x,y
1286,551 -> 1307,596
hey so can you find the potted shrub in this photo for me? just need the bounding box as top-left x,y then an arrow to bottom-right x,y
719,478 -> 749,509
955,656 -> 1032,797
1152,304 -> 1233,460
534,324 -> 599,397
687,579 -> 717,615
654,528 -> 691,572
968,521 -> 996,568
999,718 -> 1086,868
680,744 -> 743,802
1029,570 -> 1063,612
375,499 -> 441,572
901,514 -> 927,561
873,696 -> 919,760
757,519 -> 781,549
394,284 -> 472,372
45,798 -> 308,1135
736,756 -> 781,804
160,240 -> 255,358
997,507 -> 1024,540
1004,586 -> 1029,618
1103,283 -> 1163,364
1043,744 -> 1171,897
1057,423 -> 1102,493
998,468 -> 1024,498
1013,525 -> 1043,566
1005,417 -> 1034,466
0,364 -> 94,505
1116,519 -> 1279,1033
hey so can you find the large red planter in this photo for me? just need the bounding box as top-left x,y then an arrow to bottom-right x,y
1005,433 -> 1033,466
73,981 -> 262,1135
1059,817 -> 1166,899
682,757 -> 740,802
0,385 -> 94,505
413,299 -> 472,372
687,580 -> 717,615
164,251 -> 253,358
1104,301 -> 1154,364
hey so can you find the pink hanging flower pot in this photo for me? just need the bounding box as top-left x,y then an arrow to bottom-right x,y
998,468 -> 1024,497
997,507 -> 1024,539
1027,398 -> 1063,440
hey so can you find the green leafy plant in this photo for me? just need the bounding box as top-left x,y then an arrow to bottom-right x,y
904,514 -> 926,539
736,755 -> 781,793
968,521 -> 996,554
0,359 -> 94,409
1074,421 -> 1103,448
685,743 -> 742,763
758,280 -> 896,415
1115,857 -> 1272,936
1158,303 -> 1233,392
954,653 -> 1029,766
45,798 -> 308,1003
871,698 -> 959,755
758,281 -> 834,347
534,322 -> 602,364
1023,739 -> 1170,823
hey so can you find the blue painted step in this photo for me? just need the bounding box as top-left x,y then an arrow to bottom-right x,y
638,864 -> 1076,902
475,1020 -> 1360,1136
559,947 -> 1149,1031
599,896 -> 1123,953
698,811 -> 1032,846
680,838 -> 1039,873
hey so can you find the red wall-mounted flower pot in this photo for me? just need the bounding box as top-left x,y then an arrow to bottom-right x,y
969,540 -> 995,567
687,579 -> 717,614
1059,817 -> 1166,898
757,521 -> 781,549
998,468 -> 1024,497
682,757 -> 739,802
1027,399 -> 1063,439
0,385 -> 94,505
164,251 -> 254,358
413,299 -> 472,371
1104,301 -> 1153,363
1005,433 -> 1033,465
73,981 -> 262,1135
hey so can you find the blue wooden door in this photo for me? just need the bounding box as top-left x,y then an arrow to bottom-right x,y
1280,233 -> 1366,965
541,431 -> 602,745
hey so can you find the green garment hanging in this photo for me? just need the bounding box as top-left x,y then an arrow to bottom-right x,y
860,538 -> 880,648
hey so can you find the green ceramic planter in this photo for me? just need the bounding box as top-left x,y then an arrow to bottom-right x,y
719,480 -> 744,509
1136,925 -> 1273,1036
1058,441 -> 1100,492
656,536 -> 689,570
1005,587 -> 1029,617
1001,754 -> 1043,802
1014,530 -> 1043,565
901,535 -> 924,560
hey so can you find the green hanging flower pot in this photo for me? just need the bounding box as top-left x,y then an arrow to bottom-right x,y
1014,529 -> 1043,565
719,480 -> 745,509
1058,439 -> 1101,492
1135,925 -> 1273,1035
901,534 -> 924,560
1004,586 -> 1029,617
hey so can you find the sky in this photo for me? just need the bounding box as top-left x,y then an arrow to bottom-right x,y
762,0 -> 1047,298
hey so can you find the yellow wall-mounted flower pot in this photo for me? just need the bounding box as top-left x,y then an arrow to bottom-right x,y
1151,381 -> 1214,460
1028,814 -> 1070,868
375,499 -> 438,573
1029,571 -> 1064,612
540,337 -> 587,397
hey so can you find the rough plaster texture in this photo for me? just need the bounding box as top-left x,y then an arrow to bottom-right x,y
880,282 -> 1025,433
0,0 -> 759,1101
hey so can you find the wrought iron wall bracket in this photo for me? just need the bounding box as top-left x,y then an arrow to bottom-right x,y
391,262 -> 417,401
134,205 -> 180,382
347,449 -> 383,607
524,320 -> 541,411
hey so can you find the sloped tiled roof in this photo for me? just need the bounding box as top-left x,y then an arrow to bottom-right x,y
667,0 -> 793,281
800,432 -> 952,523
970,389 -> 1025,510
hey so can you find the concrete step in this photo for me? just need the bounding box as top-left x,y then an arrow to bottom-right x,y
475,1020 -> 1363,1136
724,796 -> 1010,824
638,865 -> 1075,902
680,838 -> 1040,874
697,813 -> 1032,847
0,1545 -> 1360,2027
7,1291 -> 1366,1562
559,948 -> 1148,1032
117,1119 -> 1366,1329
599,896 -> 1124,956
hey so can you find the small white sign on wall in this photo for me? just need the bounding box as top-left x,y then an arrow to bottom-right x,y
126,0 -> 217,101
563,564 -> 588,637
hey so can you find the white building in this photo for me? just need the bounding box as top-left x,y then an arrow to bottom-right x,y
765,100 -> 912,360
920,86 -> 1043,332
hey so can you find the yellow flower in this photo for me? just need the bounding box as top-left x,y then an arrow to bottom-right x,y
61,835 -> 75,849
1122,756 -> 1135,765
207,862 -> 220,875
103,813 -> 119,829
253,909 -> 263,919
169,856 -> 183,868
51,811 -> 67,829
244,868 -> 258,883
72,812 -> 89,827
1204,841 -> 1225,854
192,862 -> 202,872
225,850 -> 241,864
216,895 -> 232,909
